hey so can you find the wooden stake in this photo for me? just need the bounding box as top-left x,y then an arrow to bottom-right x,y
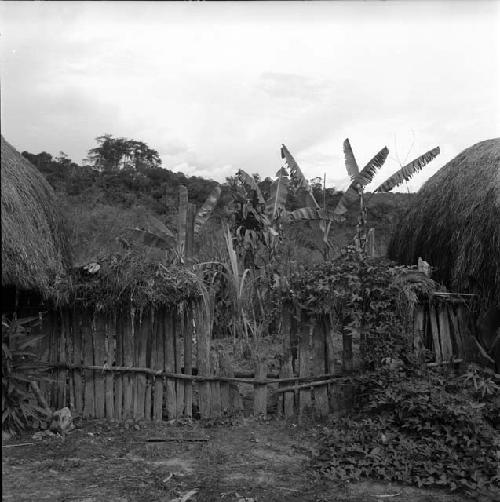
254,359 -> 268,417
105,314 -> 115,419
183,307 -> 193,418
152,307 -> 164,422
164,309 -> 177,420
82,311 -> 95,418
196,302 -> 211,418
312,317 -> 329,417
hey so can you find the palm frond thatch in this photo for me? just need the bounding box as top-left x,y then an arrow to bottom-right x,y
1,136 -> 70,297
375,147 -> 440,193
388,138 -> 500,310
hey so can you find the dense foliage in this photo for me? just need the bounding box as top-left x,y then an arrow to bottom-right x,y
283,251 -> 435,367
2,316 -> 50,435
56,252 -> 203,311
314,365 -> 500,494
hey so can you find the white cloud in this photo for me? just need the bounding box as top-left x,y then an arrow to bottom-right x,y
0,1 -> 498,190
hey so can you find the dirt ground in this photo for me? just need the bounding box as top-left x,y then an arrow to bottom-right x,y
3,417 -> 491,502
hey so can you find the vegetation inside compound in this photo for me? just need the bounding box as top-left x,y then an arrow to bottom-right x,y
2,134 -> 499,501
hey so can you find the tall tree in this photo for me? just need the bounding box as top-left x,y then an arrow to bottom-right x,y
86,134 -> 161,171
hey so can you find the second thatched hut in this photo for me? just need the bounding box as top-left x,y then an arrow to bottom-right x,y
389,138 -> 500,310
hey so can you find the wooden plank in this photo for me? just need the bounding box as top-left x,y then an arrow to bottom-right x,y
105,314 -> 115,419
219,352 -> 231,414
429,303 -> 442,363
134,312 -> 148,420
342,331 -> 353,372
219,352 -> 242,415
413,305 -> 426,359
196,302 -> 211,418
65,310 -> 75,412
122,309 -> 135,420
72,309 -> 84,415
185,203 -> 196,261
176,313 -> 185,416
210,351 -> 222,418
94,313 -> 106,419
152,308 -> 164,422
279,357 -> 295,418
298,316 -> 312,417
184,306 -> 193,418
312,318 -> 329,418
178,185 -> 188,260
254,359 -> 268,417
57,310 -> 67,409
164,309 -> 177,420
449,304 -> 465,358
114,313 -> 123,421
38,312 -> 50,402
438,304 -> 453,361
82,311 -> 95,418
144,310 -> 152,421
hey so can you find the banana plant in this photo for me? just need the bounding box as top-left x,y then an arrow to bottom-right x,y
374,147 -> 440,193
334,138 -> 440,254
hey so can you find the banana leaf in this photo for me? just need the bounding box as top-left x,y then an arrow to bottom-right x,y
375,146 -> 440,193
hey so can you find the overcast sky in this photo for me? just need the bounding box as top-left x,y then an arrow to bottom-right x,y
1,1 -> 499,191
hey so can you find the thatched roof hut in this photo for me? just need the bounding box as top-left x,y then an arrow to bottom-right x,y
1,135 -> 70,299
388,138 -> 500,310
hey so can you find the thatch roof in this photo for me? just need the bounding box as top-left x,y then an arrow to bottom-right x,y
388,138 -> 500,309
58,252 -> 203,311
1,135 -> 70,298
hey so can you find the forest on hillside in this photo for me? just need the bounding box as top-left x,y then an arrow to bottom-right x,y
22,135 -> 415,266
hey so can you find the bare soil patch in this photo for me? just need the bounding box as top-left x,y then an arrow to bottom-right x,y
2,418 -> 479,502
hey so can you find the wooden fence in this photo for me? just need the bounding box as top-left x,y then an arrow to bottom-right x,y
37,300 -> 359,421
36,293 -> 477,422
412,293 -> 476,364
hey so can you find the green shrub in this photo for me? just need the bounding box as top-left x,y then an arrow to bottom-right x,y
2,316 -> 50,435
314,367 -> 500,493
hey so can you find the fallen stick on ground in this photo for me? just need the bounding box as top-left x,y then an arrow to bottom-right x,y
2,443 -> 35,448
142,437 -> 209,443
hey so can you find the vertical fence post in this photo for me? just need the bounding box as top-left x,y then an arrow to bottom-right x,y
73,309 -> 83,416
183,305 -> 193,418
429,302 -> 442,363
438,302 -> 453,362
114,313 -> 123,421
123,308 -> 134,420
152,307 -> 164,421
211,351 -> 222,418
185,203 -> 196,262
58,309 -> 67,409
298,313 -> 313,418
279,357 -> 295,418
105,313 -> 115,420
254,359 -> 268,417
178,185 -> 188,260
94,313 -> 106,419
164,309 -> 177,419
312,317 -> 329,417
82,310 -> 95,418
176,313 -> 185,416
196,301 -> 211,418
